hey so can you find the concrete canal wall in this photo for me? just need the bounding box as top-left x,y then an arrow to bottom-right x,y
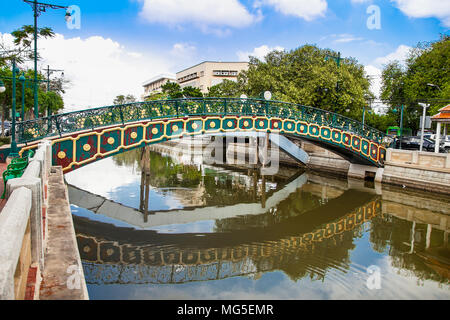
149,136 -> 450,195
0,141 -> 88,300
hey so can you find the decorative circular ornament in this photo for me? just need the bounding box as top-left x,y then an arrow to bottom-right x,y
273,122 -> 279,129
210,122 -> 216,128
83,144 -> 91,152
57,151 -> 66,159
172,125 -> 179,132
192,123 -> 199,130
259,121 -> 265,127
130,132 -> 138,139
244,121 -> 249,127
227,121 -> 233,128
152,127 -> 159,135
107,137 -> 115,145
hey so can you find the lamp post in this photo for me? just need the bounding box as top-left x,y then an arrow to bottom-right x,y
23,0 -> 69,119
19,74 -> 26,121
18,73 -> 46,121
325,52 -> 341,68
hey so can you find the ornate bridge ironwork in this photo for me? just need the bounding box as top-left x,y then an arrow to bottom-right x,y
17,98 -> 390,171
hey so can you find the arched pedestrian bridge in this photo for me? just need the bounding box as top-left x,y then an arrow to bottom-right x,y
16,98 -> 390,173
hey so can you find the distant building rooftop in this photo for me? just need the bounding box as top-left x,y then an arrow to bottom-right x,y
142,73 -> 176,87
176,61 -> 249,75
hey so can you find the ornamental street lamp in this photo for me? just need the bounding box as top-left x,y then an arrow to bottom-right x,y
23,0 -> 70,119
325,52 -> 341,68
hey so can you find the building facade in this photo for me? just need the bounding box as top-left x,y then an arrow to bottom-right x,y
176,61 -> 249,94
142,73 -> 176,99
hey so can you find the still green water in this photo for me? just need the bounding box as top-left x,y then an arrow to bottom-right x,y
66,146 -> 450,300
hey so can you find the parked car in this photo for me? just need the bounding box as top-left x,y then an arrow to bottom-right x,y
2,121 -> 11,136
395,136 -> 446,153
423,134 -> 450,153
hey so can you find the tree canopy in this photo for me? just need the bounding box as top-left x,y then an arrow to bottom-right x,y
113,94 -> 136,105
380,35 -> 450,132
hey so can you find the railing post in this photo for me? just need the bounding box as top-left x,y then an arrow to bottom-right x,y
224,98 -> 227,115
54,116 -> 62,137
119,105 -> 125,125
175,100 -> 179,118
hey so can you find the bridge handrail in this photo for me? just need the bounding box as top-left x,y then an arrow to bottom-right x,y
15,98 -> 389,146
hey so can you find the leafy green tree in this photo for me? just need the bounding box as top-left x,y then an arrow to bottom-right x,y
145,92 -> 167,101
41,91 -> 64,114
240,45 -> 371,116
113,94 -> 136,105
381,35 -> 450,133
161,82 -> 183,99
181,86 -> 203,98
207,79 -> 242,97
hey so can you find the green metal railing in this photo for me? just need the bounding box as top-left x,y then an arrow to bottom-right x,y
15,98 -> 390,146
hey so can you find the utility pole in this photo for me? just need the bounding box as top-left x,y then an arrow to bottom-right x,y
23,0 -> 70,118
46,65 -> 64,117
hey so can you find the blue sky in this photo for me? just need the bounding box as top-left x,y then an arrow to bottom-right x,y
0,0 -> 448,110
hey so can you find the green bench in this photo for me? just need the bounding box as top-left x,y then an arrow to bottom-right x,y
1,150 -> 35,199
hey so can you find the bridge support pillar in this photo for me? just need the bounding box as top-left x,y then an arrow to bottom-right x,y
348,163 -> 384,183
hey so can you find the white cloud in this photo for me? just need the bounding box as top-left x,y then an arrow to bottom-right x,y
138,0 -> 259,32
170,43 -> 197,58
237,44 -> 285,61
391,0 -> 450,27
256,0 -> 328,21
374,44 -> 412,66
0,33 -> 179,111
332,33 -> 364,43
364,64 -> 383,97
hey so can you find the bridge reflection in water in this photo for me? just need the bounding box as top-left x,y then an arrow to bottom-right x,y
76,196 -> 380,285
67,148 -> 449,291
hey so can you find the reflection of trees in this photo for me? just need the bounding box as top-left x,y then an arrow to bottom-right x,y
370,214 -> 449,284
114,146 -> 285,209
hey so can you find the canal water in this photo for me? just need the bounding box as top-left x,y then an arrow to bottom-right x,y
66,145 -> 450,300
